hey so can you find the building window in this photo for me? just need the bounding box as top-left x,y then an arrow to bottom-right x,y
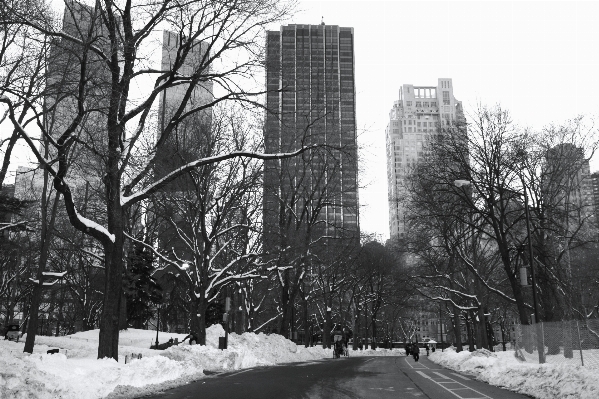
443,91 -> 450,105
416,101 -> 421,107
424,102 -> 429,107
431,101 -> 437,107
406,101 -> 412,106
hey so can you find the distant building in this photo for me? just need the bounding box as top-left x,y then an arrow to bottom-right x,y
43,0 -> 114,180
386,79 -> 463,240
152,31 -> 214,262
154,30 -> 213,183
544,143 -> 594,238
591,172 -> 599,231
263,24 -> 360,252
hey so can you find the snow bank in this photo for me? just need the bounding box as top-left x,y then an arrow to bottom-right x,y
0,325 -> 399,399
429,348 -> 599,399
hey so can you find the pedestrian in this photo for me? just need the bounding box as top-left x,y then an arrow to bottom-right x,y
405,343 -> 411,356
412,342 -> 420,362
426,344 -> 430,356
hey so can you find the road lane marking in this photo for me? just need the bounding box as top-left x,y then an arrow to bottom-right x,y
364,358 -> 376,363
225,369 -> 252,377
415,371 -> 431,379
404,356 -> 429,369
415,371 -> 493,399
451,372 -> 471,380
369,387 -> 395,391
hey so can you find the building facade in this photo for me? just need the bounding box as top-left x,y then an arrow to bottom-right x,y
544,143 -> 594,240
263,24 -> 360,253
591,172 -> 599,232
386,78 -> 462,239
154,30 -> 213,182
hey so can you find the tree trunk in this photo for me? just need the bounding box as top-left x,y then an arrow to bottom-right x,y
303,297 -> 309,348
465,315 -> 475,351
24,190 -> 60,354
371,311 -> 377,350
364,301 -> 369,349
97,233 -> 124,359
119,291 -> 128,330
452,305 -> 463,352
352,298 -> 359,350
323,297 -> 332,349
279,269 -> 290,337
500,250 -> 531,325
477,305 -> 489,350
563,319 -> 573,358
235,287 -> 244,335
189,294 -> 207,345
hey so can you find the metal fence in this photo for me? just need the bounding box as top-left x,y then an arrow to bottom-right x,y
513,319 -> 599,367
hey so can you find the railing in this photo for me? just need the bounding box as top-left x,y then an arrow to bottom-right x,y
513,319 -> 599,367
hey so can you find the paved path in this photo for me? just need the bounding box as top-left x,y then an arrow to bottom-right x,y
145,355 -> 530,399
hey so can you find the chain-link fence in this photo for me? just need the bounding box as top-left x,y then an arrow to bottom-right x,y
513,319 -> 599,367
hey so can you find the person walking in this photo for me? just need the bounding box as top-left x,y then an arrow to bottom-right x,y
412,342 -> 420,362
426,343 -> 430,356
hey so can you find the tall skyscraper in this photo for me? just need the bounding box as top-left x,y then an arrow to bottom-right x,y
263,24 -> 360,252
44,0 -> 114,177
544,143 -> 594,231
590,172 -> 599,231
152,31 -> 213,259
155,30 -> 213,182
386,79 -> 462,239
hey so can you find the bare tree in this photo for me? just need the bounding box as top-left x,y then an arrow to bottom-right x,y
0,0 -> 316,360
129,109 -> 267,345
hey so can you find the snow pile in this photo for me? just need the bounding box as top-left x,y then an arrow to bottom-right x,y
0,326 -> 398,399
429,348 -> 599,399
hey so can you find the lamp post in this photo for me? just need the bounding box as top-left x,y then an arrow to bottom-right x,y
454,179 -> 545,363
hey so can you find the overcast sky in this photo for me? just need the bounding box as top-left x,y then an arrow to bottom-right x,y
3,1 -> 599,241
284,0 -> 599,240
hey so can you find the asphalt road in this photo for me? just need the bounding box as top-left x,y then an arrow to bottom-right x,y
145,354 -> 531,399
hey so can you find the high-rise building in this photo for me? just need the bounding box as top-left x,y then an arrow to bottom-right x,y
152,31 -> 213,260
263,24 -> 360,252
154,30 -> 213,182
44,0 -> 114,178
590,172 -> 599,231
15,1 -> 112,220
544,143 -> 594,231
386,79 -> 462,239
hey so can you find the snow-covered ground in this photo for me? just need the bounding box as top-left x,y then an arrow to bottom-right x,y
6,328 -> 598,399
428,347 -> 599,399
0,326 -> 401,399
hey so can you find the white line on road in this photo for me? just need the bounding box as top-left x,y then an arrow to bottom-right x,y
433,371 -> 451,379
364,358 -> 376,363
226,369 -> 252,377
415,371 -> 432,379
414,371 -> 493,399
404,356 -> 429,369
450,372 -> 471,380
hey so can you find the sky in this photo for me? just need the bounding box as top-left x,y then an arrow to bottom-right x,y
3,0 -> 599,241
284,0 -> 599,240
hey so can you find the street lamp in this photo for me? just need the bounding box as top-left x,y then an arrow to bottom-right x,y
454,179 -> 545,363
